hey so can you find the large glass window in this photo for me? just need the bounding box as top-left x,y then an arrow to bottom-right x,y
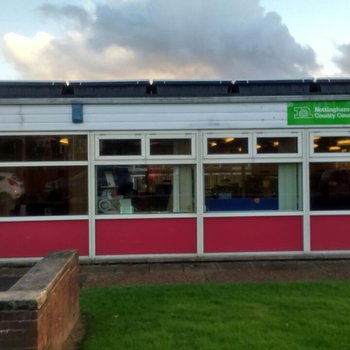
256,137 -> 298,154
99,139 -> 142,156
207,137 -> 249,155
310,162 -> 350,210
0,166 -> 88,216
96,164 -> 195,214
149,138 -> 192,155
204,163 -> 301,211
313,136 -> 350,153
0,135 -> 87,161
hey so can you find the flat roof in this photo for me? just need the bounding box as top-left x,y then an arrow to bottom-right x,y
0,79 -> 350,98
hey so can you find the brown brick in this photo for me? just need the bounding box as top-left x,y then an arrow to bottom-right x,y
0,310 -> 38,321
0,319 -> 36,330
0,250 -> 80,350
0,328 -> 36,347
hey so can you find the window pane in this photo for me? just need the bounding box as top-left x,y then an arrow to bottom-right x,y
310,162 -> 350,210
0,166 -> 88,216
100,139 -> 141,156
150,138 -> 191,155
207,137 -> 248,154
313,136 -> 350,153
257,137 -> 298,154
204,163 -> 301,211
0,135 -> 87,161
96,165 -> 195,214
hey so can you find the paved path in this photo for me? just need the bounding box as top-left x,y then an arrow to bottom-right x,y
80,259 -> 350,288
2,259 -> 350,290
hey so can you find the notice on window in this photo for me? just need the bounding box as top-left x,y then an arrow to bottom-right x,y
288,101 -> 350,125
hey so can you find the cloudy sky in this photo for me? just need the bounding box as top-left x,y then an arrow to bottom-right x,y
0,0 -> 350,81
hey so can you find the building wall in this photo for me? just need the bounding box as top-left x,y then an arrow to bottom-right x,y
0,98 -> 350,261
0,102 -> 286,131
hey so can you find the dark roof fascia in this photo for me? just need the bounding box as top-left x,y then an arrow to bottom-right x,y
1,94 -> 350,106
0,79 -> 350,100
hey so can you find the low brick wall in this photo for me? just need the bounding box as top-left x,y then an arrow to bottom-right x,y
0,250 -> 80,350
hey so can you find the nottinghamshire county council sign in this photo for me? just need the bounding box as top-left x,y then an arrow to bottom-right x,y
288,101 -> 350,125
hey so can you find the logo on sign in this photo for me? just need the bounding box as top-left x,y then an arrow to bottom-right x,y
293,106 -> 313,119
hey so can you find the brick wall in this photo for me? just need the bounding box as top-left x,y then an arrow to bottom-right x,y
0,251 -> 80,350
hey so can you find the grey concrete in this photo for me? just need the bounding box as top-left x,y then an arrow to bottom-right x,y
11,251 -> 77,292
0,250 -> 78,310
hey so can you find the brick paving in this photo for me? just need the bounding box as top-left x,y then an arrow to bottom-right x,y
79,259 -> 350,288
2,259 -> 350,290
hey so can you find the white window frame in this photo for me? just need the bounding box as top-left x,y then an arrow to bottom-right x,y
202,130 -> 303,213
310,131 -> 350,158
94,131 -> 198,217
0,131 -> 89,221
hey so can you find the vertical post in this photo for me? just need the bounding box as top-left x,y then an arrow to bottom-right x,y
303,130 -> 311,253
196,132 -> 204,256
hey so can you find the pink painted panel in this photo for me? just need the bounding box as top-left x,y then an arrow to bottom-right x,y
96,218 -> 197,255
204,216 -> 303,253
0,220 -> 89,258
311,215 -> 350,251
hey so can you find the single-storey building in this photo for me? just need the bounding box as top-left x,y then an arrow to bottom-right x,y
1,79 -> 350,262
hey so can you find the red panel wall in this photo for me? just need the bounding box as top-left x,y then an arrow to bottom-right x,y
311,215 -> 350,251
0,220 -> 89,258
96,218 -> 197,255
204,216 -> 303,253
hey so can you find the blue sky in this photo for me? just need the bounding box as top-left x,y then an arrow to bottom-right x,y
0,0 -> 350,80
261,0 -> 350,76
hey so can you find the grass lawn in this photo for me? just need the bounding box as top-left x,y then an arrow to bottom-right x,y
79,280 -> 350,349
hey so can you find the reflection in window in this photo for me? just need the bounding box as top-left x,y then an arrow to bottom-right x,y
310,162 -> 350,210
0,135 -> 87,162
0,166 -> 88,216
150,138 -> 191,155
96,165 -> 195,214
313,136 -> 350,153
257,137 -> 298,154
207,137 -> 248,154
204,163 -> 301,211
99,139 -> 142,156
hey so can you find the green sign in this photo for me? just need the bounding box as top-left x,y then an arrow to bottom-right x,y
288,101 -> 350,125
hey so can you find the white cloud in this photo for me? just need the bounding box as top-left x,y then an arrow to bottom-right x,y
2,0 -> 321,80
3,32 -> 56,78
3,32 -> 53,63
334,42 -> 350,76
